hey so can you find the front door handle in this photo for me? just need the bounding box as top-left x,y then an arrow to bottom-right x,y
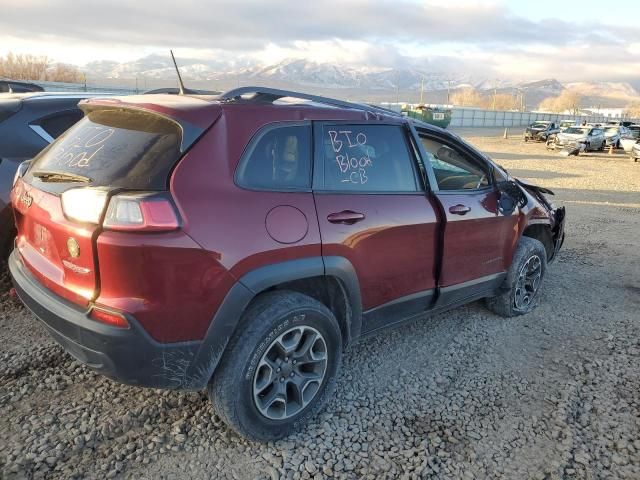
449,204 -> 471,215
327,210 -> 366,225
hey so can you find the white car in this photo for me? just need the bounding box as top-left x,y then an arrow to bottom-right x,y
549,126 -> 606,152
603,126 -> 628,148
620,125 -> 640,153
631,143 -> 640,162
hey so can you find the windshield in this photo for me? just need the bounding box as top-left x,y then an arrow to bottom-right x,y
530,123 -> 549,129
605,128 -> 619,134
564,127 -> 589,135
26,108 -> 182,192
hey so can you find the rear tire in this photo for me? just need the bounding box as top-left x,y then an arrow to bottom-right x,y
486,237 -> 548,317
209,290 -> 342,441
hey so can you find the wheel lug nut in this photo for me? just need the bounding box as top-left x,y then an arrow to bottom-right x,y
276,368 -> 281,373
290,372 -> 295,377
292,360 -> 297,365
280,377 -> 284,382
284,357 -> 289,362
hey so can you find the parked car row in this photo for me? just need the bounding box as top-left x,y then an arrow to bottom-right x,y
522,117 -> 640,158
3,84 -> 567,441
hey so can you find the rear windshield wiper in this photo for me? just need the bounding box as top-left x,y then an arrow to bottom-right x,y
31,170 -> 92,183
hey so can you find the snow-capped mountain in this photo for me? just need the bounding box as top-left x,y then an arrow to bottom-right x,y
85,55 -> 505,91
82,55 -> 639,106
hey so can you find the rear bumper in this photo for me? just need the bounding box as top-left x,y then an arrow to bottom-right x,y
9,250 -> 202,389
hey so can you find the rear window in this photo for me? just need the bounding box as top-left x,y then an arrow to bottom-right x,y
27,108 -> 182,191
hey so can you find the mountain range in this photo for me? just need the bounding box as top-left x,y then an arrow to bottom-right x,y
83,55 -> 639,108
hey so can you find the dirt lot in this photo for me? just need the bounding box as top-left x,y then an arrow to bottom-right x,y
1,128 -> 639,479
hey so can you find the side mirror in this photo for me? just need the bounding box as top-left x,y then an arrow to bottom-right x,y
496,180 -> 526,215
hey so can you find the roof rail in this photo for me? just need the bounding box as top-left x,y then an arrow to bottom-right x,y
219,86 -> 402,118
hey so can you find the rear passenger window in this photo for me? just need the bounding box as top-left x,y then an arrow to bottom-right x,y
236,124 -> 311,190
321,125 -> 418,192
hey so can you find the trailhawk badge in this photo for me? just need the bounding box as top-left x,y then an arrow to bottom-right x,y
67,238 -> 80,258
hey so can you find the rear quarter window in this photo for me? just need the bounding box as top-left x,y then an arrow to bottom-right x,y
235,124 -> 312,191
27,108 -> 182,191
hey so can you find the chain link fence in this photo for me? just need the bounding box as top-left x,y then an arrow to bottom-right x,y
447,107 -> 638,128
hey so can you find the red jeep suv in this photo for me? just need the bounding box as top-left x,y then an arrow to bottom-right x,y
9,87 -> 565,441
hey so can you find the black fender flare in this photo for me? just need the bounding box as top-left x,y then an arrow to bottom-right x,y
182,256 -> 362,389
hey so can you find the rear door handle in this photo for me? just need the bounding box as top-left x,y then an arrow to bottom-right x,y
327,210 -> 366,225
449,204 -> 471,215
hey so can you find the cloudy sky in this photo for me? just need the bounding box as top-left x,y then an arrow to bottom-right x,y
1,0 -> 639,81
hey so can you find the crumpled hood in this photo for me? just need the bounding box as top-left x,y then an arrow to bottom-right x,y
558,133 -> 587,142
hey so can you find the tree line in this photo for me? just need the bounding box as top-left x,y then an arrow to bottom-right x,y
0,52 -> 83,83
449,86 -> 639,117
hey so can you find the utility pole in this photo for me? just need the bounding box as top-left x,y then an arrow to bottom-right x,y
447,81 -> 451,105
492,87 -> 496,110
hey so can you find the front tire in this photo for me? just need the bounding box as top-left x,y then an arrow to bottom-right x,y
209,290 -> 342,441
486,237 -> 548,317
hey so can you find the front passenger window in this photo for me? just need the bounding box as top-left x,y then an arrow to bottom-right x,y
420,137 -> 489,191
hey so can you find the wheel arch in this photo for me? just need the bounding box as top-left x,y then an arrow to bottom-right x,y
183,256 -> 362,390
522,223 -> 554,261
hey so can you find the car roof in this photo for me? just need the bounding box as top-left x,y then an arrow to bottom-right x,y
82,88 -> 417,130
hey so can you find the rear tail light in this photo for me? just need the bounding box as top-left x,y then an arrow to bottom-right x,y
61,188 -> 108,224
103,193 -> 179,232
90,307 -> 129,328
13,159 -> 32,187
60,188 -> 180,231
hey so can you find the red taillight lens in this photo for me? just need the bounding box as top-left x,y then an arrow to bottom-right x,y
103,194 -> 179,232
90,307 -> 129,328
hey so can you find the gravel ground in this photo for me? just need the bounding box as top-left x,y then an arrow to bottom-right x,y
1,128 -> 639,479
